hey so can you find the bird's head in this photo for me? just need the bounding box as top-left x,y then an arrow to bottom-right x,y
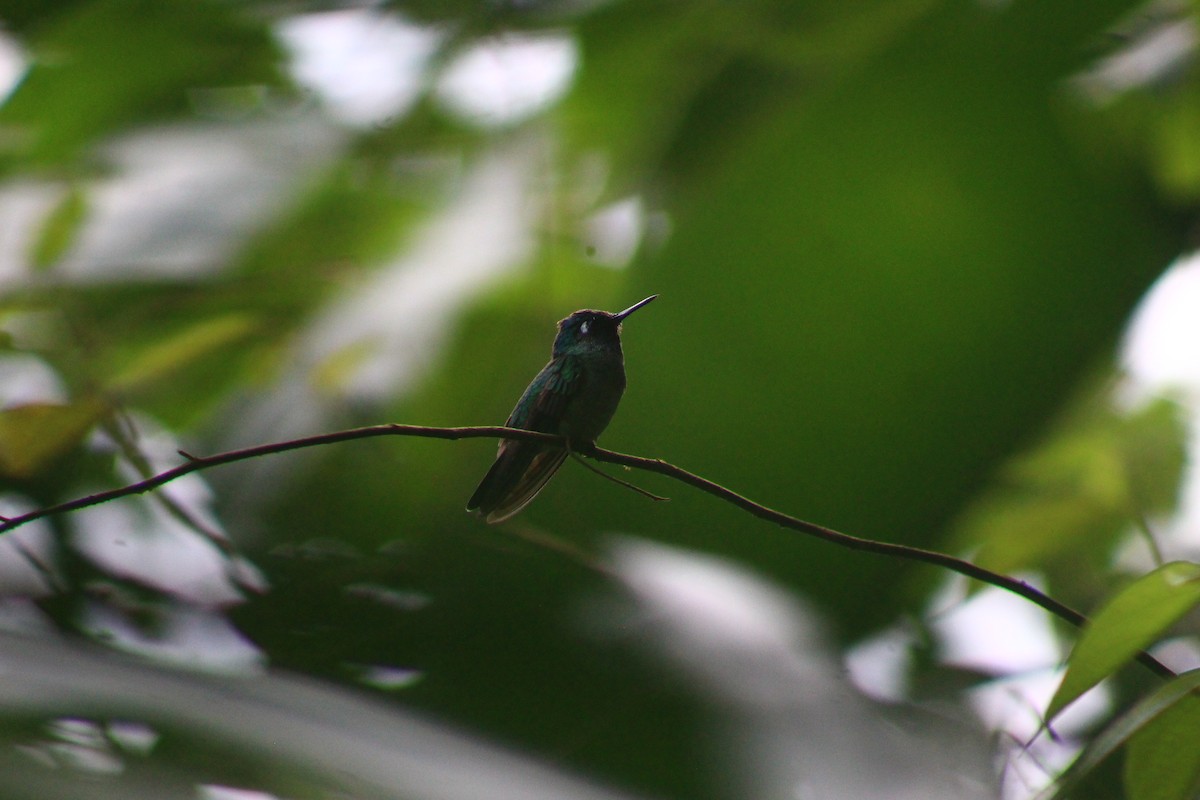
552,295 -> 656,356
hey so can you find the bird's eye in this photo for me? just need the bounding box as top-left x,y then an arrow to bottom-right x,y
580,320 -> 590,335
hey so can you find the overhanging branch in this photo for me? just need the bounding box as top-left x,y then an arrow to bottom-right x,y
0,423 -> 1175,679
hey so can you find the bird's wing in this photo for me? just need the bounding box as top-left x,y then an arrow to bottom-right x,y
468,357 -> 584,521
480,448 -> 568,523
507,355 -> 583,433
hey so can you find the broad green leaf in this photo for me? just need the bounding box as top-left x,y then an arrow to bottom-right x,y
1044,669 -> 1200,800
107,314 -> 258,395
955,398 -> 1187,579
1047,562 -> 1200,721
0,398 -> 110,477
1126,691 -> 1200,800
28,185 -> 88,271
1118,398 -> 1189,517
964,492 -> 1121,576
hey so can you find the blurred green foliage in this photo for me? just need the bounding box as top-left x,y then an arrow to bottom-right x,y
0,1 -> 1198,798
954,397 -> 1186,580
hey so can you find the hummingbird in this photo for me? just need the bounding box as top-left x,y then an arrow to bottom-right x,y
467,295 -> 658,523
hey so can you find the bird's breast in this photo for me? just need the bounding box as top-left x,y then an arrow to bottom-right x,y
561,356 -> 626,443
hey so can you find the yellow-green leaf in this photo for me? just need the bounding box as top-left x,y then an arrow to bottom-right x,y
966,493 -> 1118,575
1047,562 -> 1200,722
108,314 -> 258,395
1118,398 -> 1188,516
309,338 -> 380,395
28,185 -> 88,271
0,399 -> 110,477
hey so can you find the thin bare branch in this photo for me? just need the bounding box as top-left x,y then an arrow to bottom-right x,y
568,450 -> 669,502
0,423 -> 1176,679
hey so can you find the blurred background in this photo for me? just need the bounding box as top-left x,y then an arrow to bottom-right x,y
1,1 -> 1199,798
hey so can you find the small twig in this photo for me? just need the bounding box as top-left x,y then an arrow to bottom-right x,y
100,418 -> 233,555
0,423 -> 1176,680
1130,507 -> 1165,568
12,536 -> 65,594
568,450 -> 669,502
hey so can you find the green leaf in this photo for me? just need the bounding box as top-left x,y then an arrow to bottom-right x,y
1118,398 -> 1188,516
1126,690 -> 1200,800
28,185 -> 88,271
107,313 -> 258,395
954,397 -> 1187,579
0,399 -> 110,477
1047,562 -> 1200,721
1043,669 -> 1200,800
964,491 -> 1121,576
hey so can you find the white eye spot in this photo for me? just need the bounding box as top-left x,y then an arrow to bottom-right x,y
580,320 -> 590,335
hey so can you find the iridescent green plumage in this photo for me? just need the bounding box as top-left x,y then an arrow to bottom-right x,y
467,295 -> 656,523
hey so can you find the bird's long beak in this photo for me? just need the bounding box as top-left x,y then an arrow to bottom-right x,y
614,294 -> 658,322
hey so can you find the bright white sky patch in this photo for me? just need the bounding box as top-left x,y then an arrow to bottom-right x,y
0,30 -> 24,104
1074,17 -> 1197,105
844,625 -> 914,702
932,581 -> 1061,673
279,10 -> 441,128
930,580 -> 1111,800
1121,250 -> 1200,396
81,601 -> 264,673
1121,250 -> 1200,554
435,33 -> 578,127
584,196 -> 644,268
0,354 -> 67,406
